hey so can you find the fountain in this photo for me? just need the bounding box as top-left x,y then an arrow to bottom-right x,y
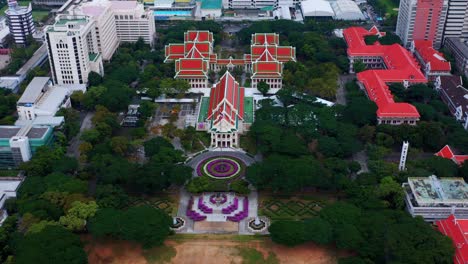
171,216 -> 185,230
248,216 -> 267,232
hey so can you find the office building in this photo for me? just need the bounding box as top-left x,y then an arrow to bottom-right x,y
403,175 -> 468,221
4,0 -> 36,46
16,77 -> 85,122
45,15 -> 104,85
444,37 -> 468,77
396,0 -> 448,48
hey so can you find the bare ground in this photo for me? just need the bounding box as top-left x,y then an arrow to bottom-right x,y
84,235 -> 344,264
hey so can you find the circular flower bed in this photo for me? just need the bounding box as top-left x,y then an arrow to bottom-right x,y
197,156 -> 245,179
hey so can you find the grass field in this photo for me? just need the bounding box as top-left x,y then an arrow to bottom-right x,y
0,170 -> 20,177
376,0 -> 398,16
1,2 -> 50,23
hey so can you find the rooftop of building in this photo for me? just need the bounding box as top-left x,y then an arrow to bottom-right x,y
343,26 -> 426,119
200,0 -> 222,9
406,175 -> 468,206
0,125 -> 50,140
0,178 -> 22,195
437,215 -> 468,264
300,0 -> 334,17
435,145 -> 468,166
414,40 -> 451,72
439,75 -> 468,114
17,77 -> 50,105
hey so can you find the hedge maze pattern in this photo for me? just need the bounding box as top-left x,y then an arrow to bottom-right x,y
260,199 -> 325,219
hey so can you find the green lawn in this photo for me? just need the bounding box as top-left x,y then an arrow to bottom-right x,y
32,10 -> 49,22
0,170 -> 20,177
198,97 -> 210,123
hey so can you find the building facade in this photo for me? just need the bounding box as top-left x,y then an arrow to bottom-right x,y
396,0 -> 448,48
45,15 -> 104,85
164,30 -> 295,90
444,37 -> 468,77
411,40 -> 451,77
403,175 -> 468,221
196,71 -> 255,149
4,0 -> 36,46
443,0 -> 468,40
16,77 -> 86,121
343,26 -> 426,125
434,75 -> 468,129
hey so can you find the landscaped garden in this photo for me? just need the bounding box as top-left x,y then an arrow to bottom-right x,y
127,196 -> 177,215
187,155 -> 251,194
259,197 -> 327,221
196,156 -> 245,180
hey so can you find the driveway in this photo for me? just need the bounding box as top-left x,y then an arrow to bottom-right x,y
66,111 -> 95,158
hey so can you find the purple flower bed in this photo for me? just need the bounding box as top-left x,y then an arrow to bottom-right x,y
196,156 -> 245,179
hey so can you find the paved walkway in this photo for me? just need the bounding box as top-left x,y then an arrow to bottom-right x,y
352,150 -> 369,175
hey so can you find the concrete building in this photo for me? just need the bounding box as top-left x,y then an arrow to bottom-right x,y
16,77 -> 85,121
45,15 -> 104,85
443,0 -> 468,40
0,125 -> 54,168
0,178 -> 23,224
4,0 -> 36,46
403,175 -> 468,221
343,26 -> 426,125
110,1 -> 155,47
444,37 -> 468,77
435,145 -> 468,165
396,0 -> 448,49
199,0 -> 222,19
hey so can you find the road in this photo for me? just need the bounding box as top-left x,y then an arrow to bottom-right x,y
66,111 -> 95,158
336,74 -> 355,106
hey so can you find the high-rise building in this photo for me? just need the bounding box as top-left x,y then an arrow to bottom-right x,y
68,0 -> 155,60
45,15 -> 104,85
443,0 -> 468,40
4,0 -> 36,46
396,0 -> 448,49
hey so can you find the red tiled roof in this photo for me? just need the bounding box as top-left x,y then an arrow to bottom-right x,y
343,26 -> 427,119
252,62 -> 282,77
165,44 -> 185,60
436,145 -> 456,159
435,145 -> 468,166
437,215 -> 468,264
252,33 -> 279,45
207,71 -> 244,129
184,31 -> 213,43
414,40 -> 451,72
175,59 -> 208,77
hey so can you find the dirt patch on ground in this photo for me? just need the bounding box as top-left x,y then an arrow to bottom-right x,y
85,235 -> 340,264
194,221 -> 239,232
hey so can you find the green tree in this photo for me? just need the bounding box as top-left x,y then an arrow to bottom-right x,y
88,206 -> 172,248
88,71 -> 103,86
95,184 -> 129,209
376,176 -> 405,209
110,136 -> 130,156
303,218 -> 333,245
144,137 -> 174,157
59,201 -> 98,231
353,60 -> 366,73
269,221 -> 306,246
13,226 -> 87,264
257,81 -> 270,96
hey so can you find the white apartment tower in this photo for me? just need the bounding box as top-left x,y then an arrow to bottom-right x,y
68,0 -> 155,59
4,0 -> 36,45
110,1 -> 155,47
443,0 -> 468,40
45,15 -> 104,85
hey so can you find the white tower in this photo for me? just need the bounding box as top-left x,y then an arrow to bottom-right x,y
399,141 -> 409,171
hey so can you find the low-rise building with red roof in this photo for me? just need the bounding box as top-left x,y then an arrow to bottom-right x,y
437,215 -> 468,264
412,40 -> 451,77
164,31 -> 295,90
343,26 -> 427,125
435,145 -> 468,166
